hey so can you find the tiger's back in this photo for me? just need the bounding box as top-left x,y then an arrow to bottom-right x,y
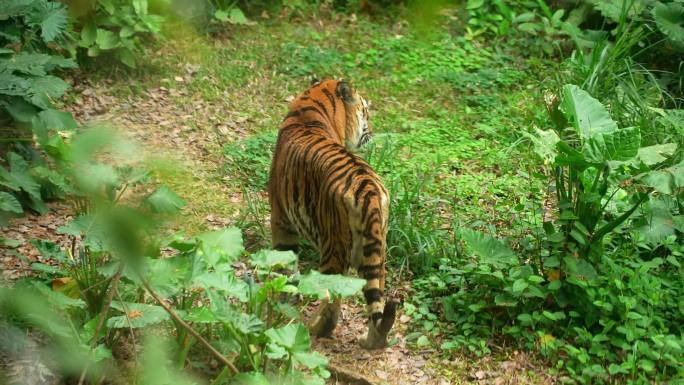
269,79 -> 395,349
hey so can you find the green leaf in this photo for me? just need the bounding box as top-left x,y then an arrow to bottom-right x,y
35,2 -> 68,42
96,28 -> 120,50
250,249 -> 297,270
653,2 -> 684,46
117,48 -> 136,68
182,306 -> 219,323
30,239 -> 66,262
232,372 -> 270,385
641,170 -> 673,195
214,9 -> 229,21
298,270 -> 366,299
460,228 -> 517,269
193,271 -> 248,302
30,76 -> 70,99
0,153 -> 41,201
228,8 -> 248,24
196,227 -> 244,266
145,185 -> 186,214
561,84 -> 617,140
265,323 -> 310,352
108,301 -> 169,328
0,192 -> 22,213
582,127 -> 640,164
637,143 -> 678,166
3,98 -> 37,122
292,351 -> 328,369
512,278 -> 528,293
28,281 -> 85,310
38,109 -> 77,131
466,0 -> 485,9
80,23 -> 97,46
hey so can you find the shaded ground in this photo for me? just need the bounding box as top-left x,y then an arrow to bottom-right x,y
1,12 -> 558,384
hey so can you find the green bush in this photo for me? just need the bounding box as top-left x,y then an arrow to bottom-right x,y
68,0 -> 165,68
0,0 -> 78,222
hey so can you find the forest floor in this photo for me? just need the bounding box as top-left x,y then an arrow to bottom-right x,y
1,12 -> 558,385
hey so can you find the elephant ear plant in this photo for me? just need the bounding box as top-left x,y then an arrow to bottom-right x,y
535,84 -> 681,267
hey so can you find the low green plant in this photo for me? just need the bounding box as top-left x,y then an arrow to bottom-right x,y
417,84 -> 683,383
1,0 -> 78,221
69,0 -> 165,67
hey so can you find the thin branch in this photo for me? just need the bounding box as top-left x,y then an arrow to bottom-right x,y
140,278 -> 240,375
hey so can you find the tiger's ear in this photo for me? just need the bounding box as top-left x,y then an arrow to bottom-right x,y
310,77 -> 320,85
336,80 -> 355,104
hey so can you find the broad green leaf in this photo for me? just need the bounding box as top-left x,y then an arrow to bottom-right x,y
232,372 -> 270,385
265,323 -> 310,352
633,206 -> 677,245
3,98 -> 37,122
108,301 -> 169,328
196,227 -> 244,266
0,153 -> 41,200
582,127 -> 640,164
641,170 -> 673,195
466,0 -> 485,9
182,307 -> 219,323
228,8 -> 248,24
36,2 -> 68,42
250,249 -> 297,270
214,9 -> 229,21
117,48 -> 136,68
38,109 -> 76,130
0,192 -> 22,213
29,281 -> 85,310
193,271 -> 248,302
637,143 -> 678,166
145,185 -> 186,214
212,301 -> 263,334
512,278 -> 528,293
30,239 -> 66,261
563,257 -> 598,282
298,270 -> 366,299
80,23 -> 97,46
653,2 -> 684,45
279,371 -> 325,385
640,161 -> 684,195
3,52 -> 51,76
96,28 -> 120,50
30,76 -> 70,98
561,84 -> 617,140
293,351 -> 328,369
460,228 -> 517,269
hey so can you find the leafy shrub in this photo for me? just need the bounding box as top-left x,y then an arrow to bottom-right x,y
414,85 -> 683,383
68,0 -> 165,67
0,0 -> 78,222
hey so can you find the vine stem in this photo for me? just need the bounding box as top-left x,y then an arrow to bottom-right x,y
139,278 -> 240,375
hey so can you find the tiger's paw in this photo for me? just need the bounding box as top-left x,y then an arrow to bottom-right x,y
359,301 -> 397,350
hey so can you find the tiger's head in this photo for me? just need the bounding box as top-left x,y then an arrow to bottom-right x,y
335,80 -> 372,150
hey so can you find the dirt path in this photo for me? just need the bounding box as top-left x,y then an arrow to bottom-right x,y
0,76 -> 448,384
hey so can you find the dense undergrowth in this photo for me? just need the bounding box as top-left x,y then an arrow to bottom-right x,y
2,0 -> 683,384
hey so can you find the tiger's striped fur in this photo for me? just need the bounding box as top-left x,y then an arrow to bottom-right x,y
269,79 -> 396,349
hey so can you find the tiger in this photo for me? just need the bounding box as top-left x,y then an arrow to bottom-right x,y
268,79 -> 396,349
